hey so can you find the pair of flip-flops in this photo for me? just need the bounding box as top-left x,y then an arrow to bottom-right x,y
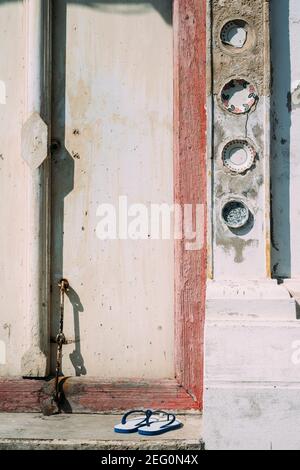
114,409 -> 183,436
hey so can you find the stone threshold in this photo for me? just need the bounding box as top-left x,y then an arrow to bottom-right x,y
0,413 -> 203,450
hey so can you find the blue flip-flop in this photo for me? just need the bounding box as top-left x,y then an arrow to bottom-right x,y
138,410 -> 183,436
114,409 -> 157,434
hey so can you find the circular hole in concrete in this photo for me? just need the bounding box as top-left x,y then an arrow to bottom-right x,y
222,200 -> 250,229
221,20 -> 248,49
222,139 -> 256,173
221,79 -> 258,114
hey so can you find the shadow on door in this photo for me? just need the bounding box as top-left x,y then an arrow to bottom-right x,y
50,0 -> 173,378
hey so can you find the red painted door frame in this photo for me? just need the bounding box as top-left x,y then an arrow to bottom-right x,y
0,0 -> 207,413
174,0 -> 207,409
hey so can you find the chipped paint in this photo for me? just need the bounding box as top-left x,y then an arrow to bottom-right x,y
289,80 -> 300,110
0,80 -> 6,104
210,0 -> 270,280
21,112 -> 48,169
0,341 -> 5,365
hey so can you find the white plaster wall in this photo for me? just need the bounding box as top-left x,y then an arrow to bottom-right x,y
289,0 -> 300,278
0,1 -> 27,376
205,1 -> 300,450
271,0 -> 300,279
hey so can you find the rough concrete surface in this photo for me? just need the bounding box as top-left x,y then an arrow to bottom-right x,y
212,0 -> 269,95
0,413 -> 203,450
204,382 -> 300,450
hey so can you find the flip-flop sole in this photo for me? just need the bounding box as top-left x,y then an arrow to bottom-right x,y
138,421 -> 183,436
114,417 -> 158,434
115,427 -> 141,434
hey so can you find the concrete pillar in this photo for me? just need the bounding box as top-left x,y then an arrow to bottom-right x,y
207,0 -> 271,280
204,0 -> 300,450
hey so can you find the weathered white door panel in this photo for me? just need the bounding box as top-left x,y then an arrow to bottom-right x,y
51,1 -> 174,378
0,1 -> 27,376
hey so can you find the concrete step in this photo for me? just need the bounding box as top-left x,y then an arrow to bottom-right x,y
0,413 -> 203,450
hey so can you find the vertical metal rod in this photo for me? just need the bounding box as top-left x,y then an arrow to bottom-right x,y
21,0 -> 52,377
54,279 -> 69,404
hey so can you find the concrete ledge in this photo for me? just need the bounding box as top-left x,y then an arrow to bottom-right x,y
205,280 -> 300,382
206,280 -> 297,317
0,413 -> 203,451
0,439 -> 203,451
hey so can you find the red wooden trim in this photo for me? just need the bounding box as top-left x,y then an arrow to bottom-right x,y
0,378 -> 198,413
59,378 -> 199,412
173,0 -> 207,408
0,378 -> 48,413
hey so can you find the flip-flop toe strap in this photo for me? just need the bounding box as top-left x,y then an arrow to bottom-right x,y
121,409 -> 153,426
152,410 -> 176,428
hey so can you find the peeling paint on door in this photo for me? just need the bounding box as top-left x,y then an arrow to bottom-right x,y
50,1 -> 174,379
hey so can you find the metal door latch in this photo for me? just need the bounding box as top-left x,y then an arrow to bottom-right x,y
54,278 -> 69,405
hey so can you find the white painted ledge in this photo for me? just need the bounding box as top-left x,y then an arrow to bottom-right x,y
205,279 -> 300,382
206,279 -> 297,318
284,279 -> 300,304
